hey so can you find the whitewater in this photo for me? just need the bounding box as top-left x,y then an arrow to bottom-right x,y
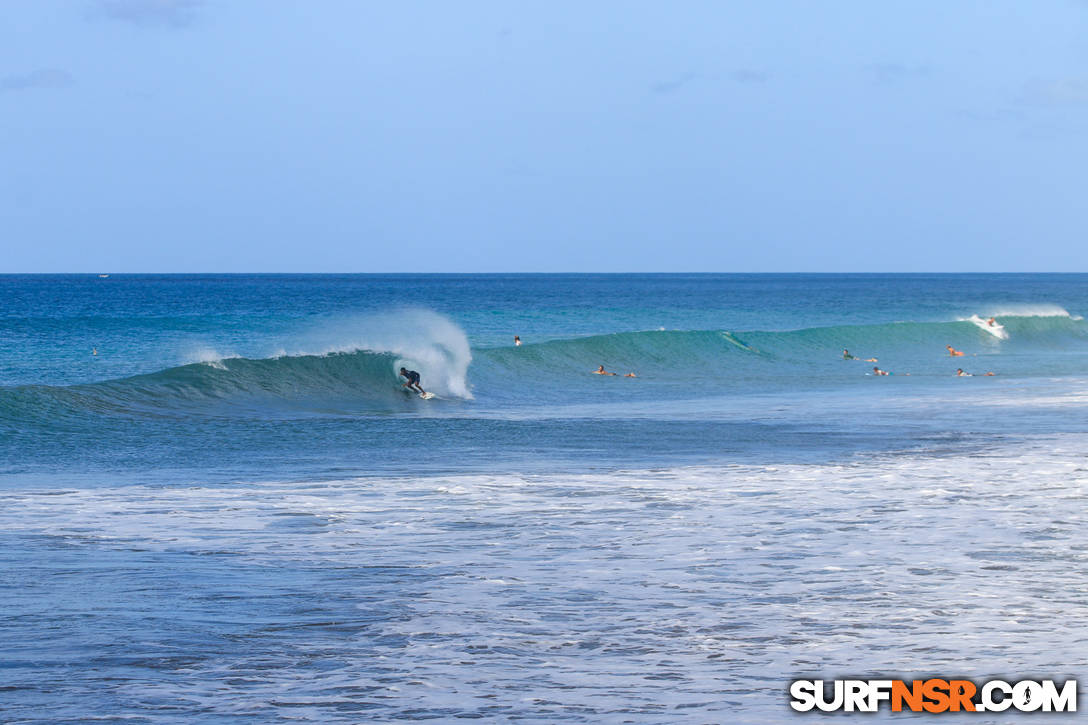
3,273 -> 1087,722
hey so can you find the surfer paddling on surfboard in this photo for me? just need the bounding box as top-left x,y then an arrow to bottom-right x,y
946,345 -> 965,357
957,368 -> 995,377
400,367 -> 427,396
593,365 -> 617,376
843,349 -> 878,362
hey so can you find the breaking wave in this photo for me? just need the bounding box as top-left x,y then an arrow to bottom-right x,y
3,310 -> 1086,424
0,310 -> 473,423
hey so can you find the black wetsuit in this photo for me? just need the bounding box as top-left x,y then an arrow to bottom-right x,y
404,370 -> 421,386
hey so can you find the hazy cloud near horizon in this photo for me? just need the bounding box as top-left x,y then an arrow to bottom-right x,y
729,69 -> 770,84
650,73 -> 696,95
1019,77 -> 1088,107
865,62 -> 932,85
2,0 -> 1088,272
0,68 -> 74,92
90,0 -> 204,27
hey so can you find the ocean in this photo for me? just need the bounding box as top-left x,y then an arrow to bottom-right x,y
2,273 -> 1086,722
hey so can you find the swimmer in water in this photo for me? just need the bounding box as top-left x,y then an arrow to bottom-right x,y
947,345 -> 965,357
593,365 -> 617,376
514,335 -> 522,346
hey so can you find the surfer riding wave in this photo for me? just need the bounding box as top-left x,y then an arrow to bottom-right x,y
399,367 -> 426,395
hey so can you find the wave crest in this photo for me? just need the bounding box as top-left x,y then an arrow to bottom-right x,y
1,310 -> 474,422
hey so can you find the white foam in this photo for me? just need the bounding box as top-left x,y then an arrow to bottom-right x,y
4,436 -> 1088,719
185,346 -> 237,370
285,309 -> 474,399
970,303 -> 1076,319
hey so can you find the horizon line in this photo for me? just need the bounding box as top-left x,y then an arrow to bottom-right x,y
2,271 -> 1085,276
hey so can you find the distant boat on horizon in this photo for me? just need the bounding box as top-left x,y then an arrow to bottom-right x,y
98,274 -> 110,278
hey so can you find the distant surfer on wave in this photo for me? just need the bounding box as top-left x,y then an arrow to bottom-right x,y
593,365 -> 617,376
514,335 -> 522,346
946,345 -> 965,357
399,367 -> 427,395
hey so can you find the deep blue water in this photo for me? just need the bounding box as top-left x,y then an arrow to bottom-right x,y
3,275 -> 1087,722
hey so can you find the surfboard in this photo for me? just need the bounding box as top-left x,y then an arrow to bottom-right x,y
398,386 -> 436,400
967,315 -> 1009,340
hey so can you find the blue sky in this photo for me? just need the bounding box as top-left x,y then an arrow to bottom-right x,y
3,1 -> 1087,272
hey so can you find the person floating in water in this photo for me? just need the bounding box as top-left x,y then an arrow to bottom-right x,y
946,345 -> 965,357
958,368 -> 995,377
514,335 -> 522,346
399,367 -> 426,395
593,365 -> 617,376
872,366 -> 889,376
843,349 -> 878,362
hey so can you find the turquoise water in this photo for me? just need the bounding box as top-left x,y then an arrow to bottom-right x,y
5,274 -> 1088,482
3,274 -> 1087,722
